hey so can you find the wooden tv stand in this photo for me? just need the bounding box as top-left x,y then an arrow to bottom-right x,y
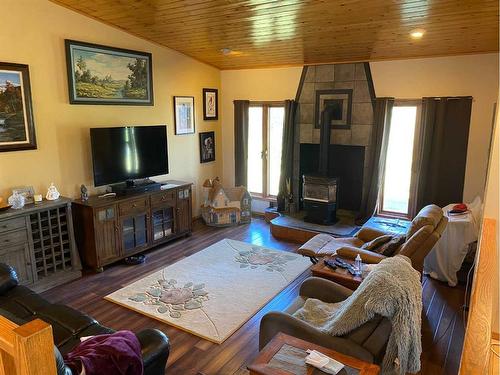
72,180 -> 192,271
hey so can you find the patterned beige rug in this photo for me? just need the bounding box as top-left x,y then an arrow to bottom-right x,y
105,239 -> 310,343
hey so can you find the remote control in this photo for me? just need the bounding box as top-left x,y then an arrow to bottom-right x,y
334,257 -> 357,275
334,258 -> 350,269
347,266 -> 357,275
324,259 -> 337,270
98,192 -> 117,198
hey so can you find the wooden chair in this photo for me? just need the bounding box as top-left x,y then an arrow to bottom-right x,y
0,316 -> 56,375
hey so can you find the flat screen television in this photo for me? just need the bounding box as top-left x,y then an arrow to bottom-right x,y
90,125 -> 168,186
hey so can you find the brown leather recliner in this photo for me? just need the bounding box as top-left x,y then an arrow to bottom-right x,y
298,204 -> 448,272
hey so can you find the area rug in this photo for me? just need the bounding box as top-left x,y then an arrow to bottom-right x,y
105,239 -> 310,343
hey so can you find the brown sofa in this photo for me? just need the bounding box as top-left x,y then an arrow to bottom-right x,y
298,204 -> 448,272
259,277 -> 392,364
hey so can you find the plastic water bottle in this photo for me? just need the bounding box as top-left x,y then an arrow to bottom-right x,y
354,254 -> 363,276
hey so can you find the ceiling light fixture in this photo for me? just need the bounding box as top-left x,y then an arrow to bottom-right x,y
410,29 -> 425,39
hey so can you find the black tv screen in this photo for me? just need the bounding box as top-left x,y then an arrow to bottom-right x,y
90,126 -> 168,186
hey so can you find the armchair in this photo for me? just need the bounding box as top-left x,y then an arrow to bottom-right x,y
298,204 -> 448,272
259,277 -> 392,364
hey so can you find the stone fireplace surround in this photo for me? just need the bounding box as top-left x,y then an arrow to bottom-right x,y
292,63 -> 376,214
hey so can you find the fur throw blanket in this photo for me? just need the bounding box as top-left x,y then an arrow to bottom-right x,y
293,255 -> 422,374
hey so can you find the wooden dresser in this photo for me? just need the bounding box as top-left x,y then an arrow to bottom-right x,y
72,180 -> 193,271
0,198 -> 81,292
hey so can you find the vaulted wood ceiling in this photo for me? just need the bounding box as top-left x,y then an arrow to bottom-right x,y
52,0 -> 499,70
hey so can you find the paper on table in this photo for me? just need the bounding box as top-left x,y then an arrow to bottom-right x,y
306,349 -> 345,374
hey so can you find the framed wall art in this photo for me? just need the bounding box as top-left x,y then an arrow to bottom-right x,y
174,96 -> 195,135
314,89 -> 353,129
0,62 -> 37,152
65,39 -> 153,105
202,88 -> 218,120
199,131 -> 215,163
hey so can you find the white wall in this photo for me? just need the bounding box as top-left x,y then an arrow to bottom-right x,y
484,94 -> 499,221
371,53 -> 499,202
483,92 -> 499,334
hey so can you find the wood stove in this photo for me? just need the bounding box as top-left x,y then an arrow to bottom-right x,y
303,175 -> 338,224
303,108 -> 339,225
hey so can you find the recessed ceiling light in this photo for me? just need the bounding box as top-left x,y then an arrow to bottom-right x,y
220,48 -> 232,55
410,29 -> 425,39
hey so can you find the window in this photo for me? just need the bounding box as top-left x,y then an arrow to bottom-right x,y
247,102 -> 285,198
380,101 -> 421,218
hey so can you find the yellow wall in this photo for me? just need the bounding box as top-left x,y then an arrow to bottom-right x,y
220,67 -> 303,186
0,0 -> 221,215
371,53 -> 499,202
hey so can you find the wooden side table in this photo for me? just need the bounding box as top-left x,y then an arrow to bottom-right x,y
248,332 -> 379,375
310,255 -> 364,290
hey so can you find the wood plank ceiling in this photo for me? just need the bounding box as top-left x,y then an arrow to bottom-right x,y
51,0 -> 499,70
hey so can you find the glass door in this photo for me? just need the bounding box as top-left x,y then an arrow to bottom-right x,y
380,101 -> 421,218
152,206 -> 175,242
121,214 -> 148,254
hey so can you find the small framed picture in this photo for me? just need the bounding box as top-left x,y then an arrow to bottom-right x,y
202,88 -> 218,120
199,131 -> 215,163
174,96 -> 195,135
12,185 -> 35,204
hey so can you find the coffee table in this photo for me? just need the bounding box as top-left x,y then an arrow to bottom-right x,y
310,255 -> 364,290
248,332 -> 379,375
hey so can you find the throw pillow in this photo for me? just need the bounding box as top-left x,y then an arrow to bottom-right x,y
376,235 -> 406,256
361,235 -> 392,251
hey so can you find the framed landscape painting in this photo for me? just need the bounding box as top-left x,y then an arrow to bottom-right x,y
174,96 -> 195,135
202,88 -> 218,120
0,62 -> 37,152
65,40 -> 153,105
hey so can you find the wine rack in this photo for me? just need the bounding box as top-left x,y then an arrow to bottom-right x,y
30,206 -> 73,280
0,197 -> 81,292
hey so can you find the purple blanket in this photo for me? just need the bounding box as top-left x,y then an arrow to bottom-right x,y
64,330 -> 143,375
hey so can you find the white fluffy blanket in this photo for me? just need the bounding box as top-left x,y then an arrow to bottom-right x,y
293,255 -> 422,374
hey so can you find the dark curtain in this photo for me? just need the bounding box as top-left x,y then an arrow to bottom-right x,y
234,100 -> 250,186
277,100 -> 299,211
358,98 -> 394,222
415,97 -> 472,210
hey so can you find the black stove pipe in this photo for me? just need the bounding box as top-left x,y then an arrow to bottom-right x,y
318,108 -> 333,176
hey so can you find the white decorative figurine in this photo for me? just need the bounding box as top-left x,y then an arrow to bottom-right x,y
8,191 -> 25,209
46,183 -> 60,201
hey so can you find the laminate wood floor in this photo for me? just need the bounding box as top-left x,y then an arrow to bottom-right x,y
43,218 -> 466,375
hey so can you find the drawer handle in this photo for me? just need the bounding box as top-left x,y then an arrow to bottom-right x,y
132,204 -> 137,208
